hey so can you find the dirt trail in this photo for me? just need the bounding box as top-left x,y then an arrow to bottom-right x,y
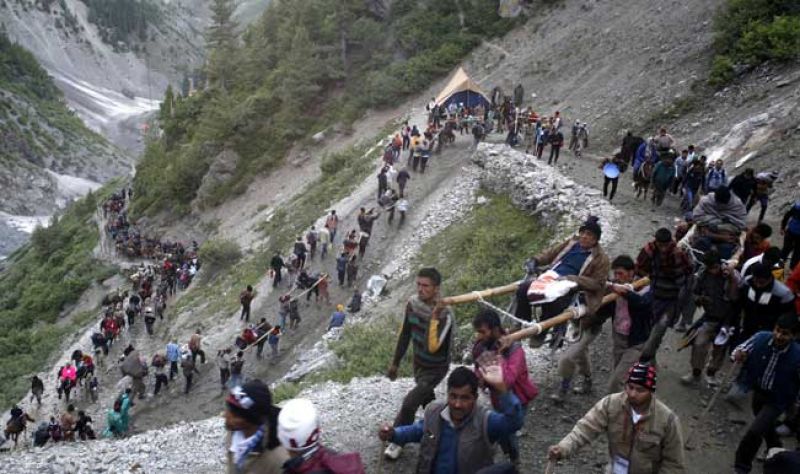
128,107 -> 483,430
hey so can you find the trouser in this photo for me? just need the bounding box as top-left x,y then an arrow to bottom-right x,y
169,361 -> 178,380
145,320 -> 154,335
781,231 -> 800,271
58,380 -> 73,401
256,341 -> 266,358
651,186 -> 667,206
690,321 -> 726,375
676,275 -> 696,327
127,311 -> 135,326
547,146 -> 561,164
475,462 -> 515,474
272,268 -> 282,287
191,348 -> 206,365
219,368 -> 230,388
536,143 -> 544,159
402,136 -> 409,150
557,328 -> 599,380
320,243 -> 328,259
378,183 -> 387,200
398,181 -> 407,197
184,374 -> 194,394
609,331 -> 645,393
387,207 -> 396,223
296,253 -> 306,269
394,365 -> 449,427
154,374 -> 168,395
498,404 -> 528,462
603,177 -> 618,201
337,269 -> 346,286
132,376 -> 146,399
671,176 -> 684,194
31,391 -> 42,406
270,342 -> 279,357
229,373 -> 243,389
735,390 -> 783,472
240,304 -> 251,321
746,195 -> 768,222
305,286 -> 318,302
640,298 -> 679,361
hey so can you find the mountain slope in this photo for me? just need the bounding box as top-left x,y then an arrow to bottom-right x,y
0,31 -> 129,255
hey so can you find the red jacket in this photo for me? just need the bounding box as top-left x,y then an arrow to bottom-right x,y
785,264 -> 800,315
283,446 -> 364,474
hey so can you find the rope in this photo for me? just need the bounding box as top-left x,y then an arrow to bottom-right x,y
471,291 -> 537,328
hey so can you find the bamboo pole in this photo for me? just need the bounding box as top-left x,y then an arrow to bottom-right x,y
440,281 -> 523,306
435,276 -> 652,344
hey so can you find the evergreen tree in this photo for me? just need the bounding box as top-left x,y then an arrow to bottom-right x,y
206,0 -> 239,92
180,74 -> 191,97
160,84 -> 174,119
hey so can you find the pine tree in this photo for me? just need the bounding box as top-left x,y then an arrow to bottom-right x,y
160,84 -> 174,119
206,0 -> 239,91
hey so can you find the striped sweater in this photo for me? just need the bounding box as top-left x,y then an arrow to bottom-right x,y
391,295 -> 453,369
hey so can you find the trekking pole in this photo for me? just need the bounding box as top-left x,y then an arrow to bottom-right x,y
683,361 -> 741,449
377,441 -> 386,474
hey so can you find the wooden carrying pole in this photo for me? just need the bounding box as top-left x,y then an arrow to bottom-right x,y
440,277 -> 651,339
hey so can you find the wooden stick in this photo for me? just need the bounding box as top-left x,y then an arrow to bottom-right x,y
684,361 -> 741,449
440,281 -> 522,305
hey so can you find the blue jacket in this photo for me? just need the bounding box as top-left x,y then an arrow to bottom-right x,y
736,331 -> 800,411
328,311 -> 346,330
166,343 -> 180,362
391,392 -> 523,473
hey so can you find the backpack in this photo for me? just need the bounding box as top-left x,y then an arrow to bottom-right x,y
306,231 -> 317,245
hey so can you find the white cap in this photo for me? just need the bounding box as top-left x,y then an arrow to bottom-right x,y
278,398 -> 320,451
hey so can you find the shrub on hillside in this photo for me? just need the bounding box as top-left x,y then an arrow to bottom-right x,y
198,238 -> 242,279
711,0 -> 800,86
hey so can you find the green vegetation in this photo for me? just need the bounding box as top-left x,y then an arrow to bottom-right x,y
710,0 -> 800,86
0,31 -> 110,164
171,123 -> 391,318
132,0 -> 521,216
0,189 -> 117,408
278,193 -> 554,390
79,0 -> 160,47
197,238 -> 242,280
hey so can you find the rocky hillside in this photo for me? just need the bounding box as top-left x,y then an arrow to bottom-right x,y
1,0 -> 800,472
0,32 -> 128,257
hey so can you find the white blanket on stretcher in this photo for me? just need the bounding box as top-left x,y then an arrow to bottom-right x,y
526,270 -> 578,304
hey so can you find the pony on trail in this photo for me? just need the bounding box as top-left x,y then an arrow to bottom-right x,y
4,410 -> 34,447
634,159 -> 655,199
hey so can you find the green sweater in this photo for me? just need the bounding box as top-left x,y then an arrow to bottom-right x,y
392,295 -> 453,369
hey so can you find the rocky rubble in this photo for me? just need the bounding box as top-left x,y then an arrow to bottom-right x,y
473,143 -> 622,245
1,417 -> 226,474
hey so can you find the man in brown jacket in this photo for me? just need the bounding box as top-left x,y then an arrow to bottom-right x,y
548,362 -> 686,474
512,217 -> 610,400
225,379 -> 288,474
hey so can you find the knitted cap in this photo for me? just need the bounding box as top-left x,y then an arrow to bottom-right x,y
226,379 -> 274,426
579,216 -> 602,239
626,362 -> 657,391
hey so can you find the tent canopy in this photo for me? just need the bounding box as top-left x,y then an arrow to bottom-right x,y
435,67 -> 491,110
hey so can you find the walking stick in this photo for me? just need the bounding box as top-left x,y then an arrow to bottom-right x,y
377,441 -> 386,474
683,361 -> 741,449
